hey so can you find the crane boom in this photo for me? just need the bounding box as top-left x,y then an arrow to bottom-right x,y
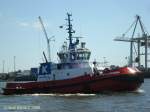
38,16 -> 51,62
114,37 -> 135,42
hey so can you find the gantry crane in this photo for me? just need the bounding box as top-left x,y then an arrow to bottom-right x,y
114,15 -> 150,70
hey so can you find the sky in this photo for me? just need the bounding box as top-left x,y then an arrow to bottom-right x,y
0,0 -> 150,72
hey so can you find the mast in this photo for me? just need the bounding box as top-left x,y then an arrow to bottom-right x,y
58,13 -> 90,62
66,13 -> 75,50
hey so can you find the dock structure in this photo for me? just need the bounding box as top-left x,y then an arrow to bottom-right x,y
114,15 -> 150,71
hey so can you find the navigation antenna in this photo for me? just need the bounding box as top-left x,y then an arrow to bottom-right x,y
60,13 -> 83,50
66,13 -> 76,49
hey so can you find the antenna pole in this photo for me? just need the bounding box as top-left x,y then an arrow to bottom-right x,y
14,56 -> 16,72
66,13 -> 74,49
2,60 -> 5,73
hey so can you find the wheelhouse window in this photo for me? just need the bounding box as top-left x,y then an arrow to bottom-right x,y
77,51 -> 91,60
58,53 -> 68,61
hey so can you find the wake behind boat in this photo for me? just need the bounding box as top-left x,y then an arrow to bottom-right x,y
2,13 -> 144,95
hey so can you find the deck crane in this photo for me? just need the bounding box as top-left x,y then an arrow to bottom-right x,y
38,16 -> 54,62
114,15 -> 150,70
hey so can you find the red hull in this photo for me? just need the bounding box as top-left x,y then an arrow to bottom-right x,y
3,68 -> 144,95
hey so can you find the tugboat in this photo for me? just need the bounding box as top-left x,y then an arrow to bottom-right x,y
2,13 -> 144,95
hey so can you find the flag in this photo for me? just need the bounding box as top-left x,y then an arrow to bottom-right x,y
59,26 -> 63,28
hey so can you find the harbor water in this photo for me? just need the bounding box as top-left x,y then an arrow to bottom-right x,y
0,79 -> 150,112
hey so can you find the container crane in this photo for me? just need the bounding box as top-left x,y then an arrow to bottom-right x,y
114,15 -> 150,70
